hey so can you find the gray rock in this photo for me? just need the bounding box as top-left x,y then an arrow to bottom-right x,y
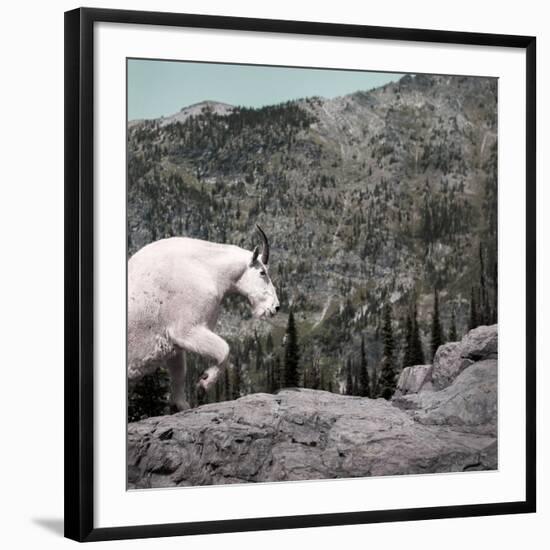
432,342 -> 471,390
393,360 -> 497,436
460,325 -> 498,361
395,364 -> 433,396
128,386 -> 497,488
432,325 -> 497,390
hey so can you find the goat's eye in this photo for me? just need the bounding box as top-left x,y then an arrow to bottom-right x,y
260,270 -> 266,276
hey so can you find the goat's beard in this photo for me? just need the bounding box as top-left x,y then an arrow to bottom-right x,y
251,302 -> 273,319
251,306 -> 265,319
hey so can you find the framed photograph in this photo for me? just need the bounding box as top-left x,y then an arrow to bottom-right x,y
65,7 -> 536,542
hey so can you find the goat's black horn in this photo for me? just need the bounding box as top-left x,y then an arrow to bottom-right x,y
256,224 -> 270,265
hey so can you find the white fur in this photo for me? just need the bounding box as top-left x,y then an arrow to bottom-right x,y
128,236 -> 279,409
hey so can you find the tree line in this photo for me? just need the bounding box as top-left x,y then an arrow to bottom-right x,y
129,275 -> 495,421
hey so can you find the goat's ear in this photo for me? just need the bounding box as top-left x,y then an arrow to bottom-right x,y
250,246 -> 260,265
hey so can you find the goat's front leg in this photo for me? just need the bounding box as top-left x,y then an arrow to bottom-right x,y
168,325 -> 229,394
166,351 -> 190,412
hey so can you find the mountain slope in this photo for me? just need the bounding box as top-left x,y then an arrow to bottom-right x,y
127,73 -> 498,399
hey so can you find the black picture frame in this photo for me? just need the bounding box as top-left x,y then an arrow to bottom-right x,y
65,7 -> 537,542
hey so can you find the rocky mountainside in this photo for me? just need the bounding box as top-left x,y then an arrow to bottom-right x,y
127,325 -> 497,487
127,73 -> 498,401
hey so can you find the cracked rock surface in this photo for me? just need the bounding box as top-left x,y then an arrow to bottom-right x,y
128,327 -> 497,488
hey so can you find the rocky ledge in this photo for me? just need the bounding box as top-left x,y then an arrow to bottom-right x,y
128,325 -> 497,488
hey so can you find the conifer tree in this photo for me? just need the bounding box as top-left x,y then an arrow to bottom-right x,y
273,355 -> 282,393
382,303 -> 395,360
223,366 -> 231,401
449,309 -> 458,342
479,244 -> 489,325
358,336 -> 370,397
310,359 -> 321,390
492,260 -> 498,324
214,378 -> 221,403
371,364 -> 379,398
345,357 -> 354,396
265,332 -> 274,354
128,369 -> 170,422
255,333 -> 264,371
469,286 -> 478,330
231,355 -> 241,400
431,289 -> 444,359
402,312 -> 414,368
378,303 -> 397,399
302,363 -> 309,389
410,302 -> 425,365
319,364 -> 325,391
283,309 -> 300,387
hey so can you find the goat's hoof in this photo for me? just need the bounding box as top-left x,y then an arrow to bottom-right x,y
169,401 -> 191,414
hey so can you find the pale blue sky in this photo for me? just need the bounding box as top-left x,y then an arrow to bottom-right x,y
128,59 -> 403,121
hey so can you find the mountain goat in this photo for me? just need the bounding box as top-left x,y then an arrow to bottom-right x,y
128,225 -> 279,410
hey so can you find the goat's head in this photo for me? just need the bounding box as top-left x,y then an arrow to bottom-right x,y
235,225 -> 280,318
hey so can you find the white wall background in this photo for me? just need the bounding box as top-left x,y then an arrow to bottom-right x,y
0,0 -> 546,548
